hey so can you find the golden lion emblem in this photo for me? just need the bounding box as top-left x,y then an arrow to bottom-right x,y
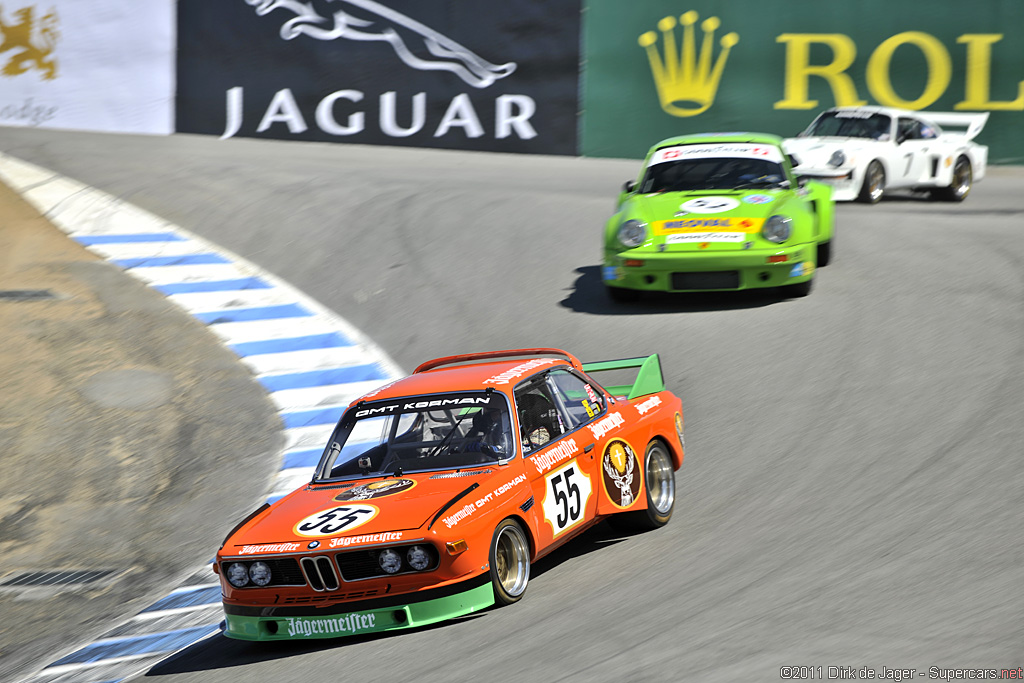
0,5 -> 59,80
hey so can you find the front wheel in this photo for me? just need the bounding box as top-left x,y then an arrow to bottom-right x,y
935,156 -> 972,202
816,239 -> 832,267
782,278 -> 813,298
857,161 -> 885,204
608,440 -> 676,532
490,518 -> 530,605
606,285 -> 640,303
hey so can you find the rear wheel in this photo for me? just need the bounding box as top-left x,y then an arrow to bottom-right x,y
935,156 -> 972,202
608,440 -> 675,532
857,161 -> 885,203
490,518 -> 530,605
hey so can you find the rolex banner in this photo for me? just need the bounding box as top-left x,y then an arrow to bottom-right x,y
0,0 -> 174,134
582,0 -> 1024,163
176,0 -> 581,155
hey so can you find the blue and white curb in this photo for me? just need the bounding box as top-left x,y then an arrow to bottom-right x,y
0,153 -> 404,683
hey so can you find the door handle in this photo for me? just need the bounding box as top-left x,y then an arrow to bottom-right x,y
584,443 -> 594,453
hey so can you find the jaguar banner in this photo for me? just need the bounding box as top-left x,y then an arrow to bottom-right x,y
582,0 -> 1024,162
0,0 -> 174,134
177,0 -> 581,155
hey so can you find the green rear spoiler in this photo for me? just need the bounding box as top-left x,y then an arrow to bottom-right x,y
581,354 -> 665,401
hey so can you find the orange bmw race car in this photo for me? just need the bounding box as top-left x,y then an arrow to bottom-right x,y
216,348 -> 684,641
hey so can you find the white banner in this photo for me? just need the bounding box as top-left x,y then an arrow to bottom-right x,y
0,0 -> 174,134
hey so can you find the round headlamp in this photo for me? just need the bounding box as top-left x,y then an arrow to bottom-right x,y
248,561 -> 272,587
226,562 -> 250,588
827,150 -> 846,167
617,219 -> 647,248
762,215 -> 792,244
378,548 -> 402,574
407,545 -> 431,571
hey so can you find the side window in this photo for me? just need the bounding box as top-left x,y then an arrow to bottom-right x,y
546,370 -> 606,431
514,377 -> 565,454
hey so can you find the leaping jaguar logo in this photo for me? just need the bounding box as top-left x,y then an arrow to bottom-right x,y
245,0 -> 516,88
0,5 -> 59,80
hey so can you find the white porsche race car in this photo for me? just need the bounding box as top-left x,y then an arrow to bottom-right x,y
783,106 -> 988,203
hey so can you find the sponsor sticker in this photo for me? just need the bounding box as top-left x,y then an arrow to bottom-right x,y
483,358 -> 558,384
649,144 -> 784,165
666,232 -> 745,244
589,412 -> 625,440
284,612 -> 384,638
328,531 -> 403,549
635,395 -> 662,415
653,216 -> 763,234
530,437 -> 579,474
239,542 -> 301,555
790,261 -> 815,278
603,265 -> 622,281
743,194 -> 774,205
602,440 -> 642,508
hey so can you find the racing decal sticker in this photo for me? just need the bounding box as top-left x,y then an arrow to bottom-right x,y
284,612 -> 385,638
541,459 -> 592,537
601,440 -> 641,508
649,144 -> 784,165
530,437 -> 579,474
789,261 -> 816,278
653,217 -> 764,234
678,196 -> 740,213
334,479 -> 415,501
666,232 -> 745,244
239,542 -> 301,555
328,531 -> 403,548
482,358 -> 557,384
634,395 -> 662,415
743,194 -> 774,204
294,504 -> 378,537
589,411 -> 625,440
603,265 -> 623,281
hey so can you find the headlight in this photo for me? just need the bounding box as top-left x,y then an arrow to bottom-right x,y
762,215 -> 792,244
407,545 -> 431,571
378,548 -> 402,574
828,150 -> 846,167
617,219 -> 647,248
248,561 -> 272,586
226,562 -> 250,588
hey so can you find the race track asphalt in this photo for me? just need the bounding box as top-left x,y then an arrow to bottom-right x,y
1,126 -> 1021,683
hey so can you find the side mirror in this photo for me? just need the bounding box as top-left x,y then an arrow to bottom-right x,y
623,180 -> 635,193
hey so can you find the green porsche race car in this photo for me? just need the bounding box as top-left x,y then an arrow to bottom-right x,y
603,133 -> 835,301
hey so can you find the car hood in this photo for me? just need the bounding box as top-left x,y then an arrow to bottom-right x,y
626,190 -> 791,251
784,136 -> 882,167
223,470 -> 511,553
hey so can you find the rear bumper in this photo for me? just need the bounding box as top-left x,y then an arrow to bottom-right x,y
604,244 -> 816,293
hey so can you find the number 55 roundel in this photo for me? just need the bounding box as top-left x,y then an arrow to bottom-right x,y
542,459 -> 592,537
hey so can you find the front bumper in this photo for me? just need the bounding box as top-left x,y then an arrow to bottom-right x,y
604,244 -> 816,293
794,168 -> 859,201
222,580 -> 494,641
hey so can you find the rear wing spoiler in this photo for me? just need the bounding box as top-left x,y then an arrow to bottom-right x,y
925,112 -> 989,140
581,354 -> 665,400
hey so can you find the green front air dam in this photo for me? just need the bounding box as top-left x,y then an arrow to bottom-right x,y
223,583 -> 496,641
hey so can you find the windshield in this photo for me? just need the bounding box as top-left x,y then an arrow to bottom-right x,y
640,157 -> 786,193
314,392 -> 513,481
807,111 -> 892,140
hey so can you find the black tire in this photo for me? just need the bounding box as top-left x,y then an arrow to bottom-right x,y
935,156 -> 972,202
607,440 -> 676,532
857,160 -> 885,204
606,285 -> 640,303
816,239 -> 832,267
782,278 -> 813,298
490,518 -> 530,606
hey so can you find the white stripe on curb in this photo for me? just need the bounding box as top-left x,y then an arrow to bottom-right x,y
0,152 -> 405,683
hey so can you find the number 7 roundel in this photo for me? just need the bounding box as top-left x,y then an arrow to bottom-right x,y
541,460 -> 593,537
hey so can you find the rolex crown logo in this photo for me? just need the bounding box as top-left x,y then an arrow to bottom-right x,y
639,11 -> 738,117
